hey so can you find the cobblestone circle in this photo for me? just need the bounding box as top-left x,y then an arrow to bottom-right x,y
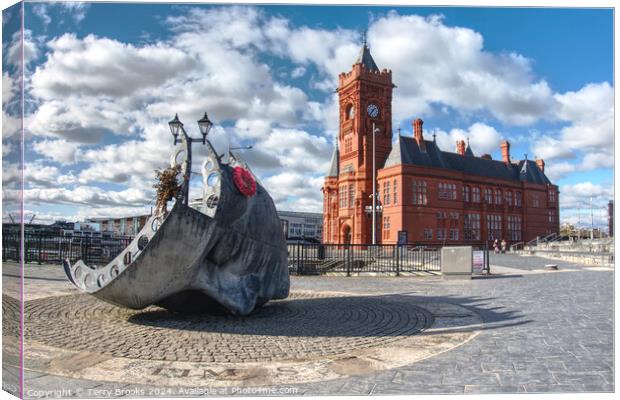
2,295 -> 20,338
20,292 -> 433,363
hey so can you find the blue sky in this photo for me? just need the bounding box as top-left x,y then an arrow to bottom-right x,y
1,2 -> 614,230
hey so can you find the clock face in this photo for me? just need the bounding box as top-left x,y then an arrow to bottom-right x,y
367,103 -> 379,118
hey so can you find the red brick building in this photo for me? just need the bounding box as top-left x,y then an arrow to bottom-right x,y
322,42 -> 559,246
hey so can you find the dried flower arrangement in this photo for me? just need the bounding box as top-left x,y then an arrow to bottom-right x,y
153,164 -> 182,216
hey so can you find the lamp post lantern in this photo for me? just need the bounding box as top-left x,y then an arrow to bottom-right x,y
168,114 -> 183,144
167,112 -> 214,205
197,112 -> 213,144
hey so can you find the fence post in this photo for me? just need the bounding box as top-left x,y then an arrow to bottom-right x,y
346,245 -> 351,277
396,245 -> 400,276
297,242 -> 302,276
25,234 -> 30,264
38,234 -> 42,265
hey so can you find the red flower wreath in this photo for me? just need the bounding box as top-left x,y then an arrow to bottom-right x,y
232,166 -> 257,197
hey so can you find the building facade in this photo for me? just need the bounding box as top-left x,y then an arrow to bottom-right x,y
88,209 -> 323,242
88,214 -> 149,237
323,42 -> 559,246
277,210 -> 323,242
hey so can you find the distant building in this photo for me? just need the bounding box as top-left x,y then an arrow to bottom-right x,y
2,220 -> 75,235
87,208 -> 323,242
277,210 -> 323,242
88,214 -> 150,237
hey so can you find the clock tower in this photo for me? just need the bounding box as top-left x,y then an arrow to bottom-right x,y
323,40 -> 394,244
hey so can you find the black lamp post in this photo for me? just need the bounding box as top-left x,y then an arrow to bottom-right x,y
167,112 -> 213,205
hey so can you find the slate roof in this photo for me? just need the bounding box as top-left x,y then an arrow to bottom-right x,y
356,44 -> 380,72
326,145 -> 339,177
383,135 -> 552,185
464,143 -> 474,157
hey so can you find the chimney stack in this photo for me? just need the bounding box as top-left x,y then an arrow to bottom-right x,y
501,140 -> 511,164
535,158 -> 545,173
456,140 -> 466,155
413,118 -> 426,152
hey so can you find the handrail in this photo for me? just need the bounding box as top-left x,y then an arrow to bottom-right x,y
526,232 -> 559,248
510,241 -> 525,251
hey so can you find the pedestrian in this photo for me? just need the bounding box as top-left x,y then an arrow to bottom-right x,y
501,239 -> 507,254
493,239 -> 499,254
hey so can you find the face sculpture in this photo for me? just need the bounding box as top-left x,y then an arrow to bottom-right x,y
63,138 -> 290,316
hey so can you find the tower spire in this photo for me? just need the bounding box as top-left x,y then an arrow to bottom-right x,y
355,31 -> 379,72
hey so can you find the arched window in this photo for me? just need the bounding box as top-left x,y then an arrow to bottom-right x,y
345,104 -> 355,120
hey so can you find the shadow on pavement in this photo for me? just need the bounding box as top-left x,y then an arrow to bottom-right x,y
127,292 -> 530,337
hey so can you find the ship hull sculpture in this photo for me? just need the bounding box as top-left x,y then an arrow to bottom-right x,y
63,114 -> 289,316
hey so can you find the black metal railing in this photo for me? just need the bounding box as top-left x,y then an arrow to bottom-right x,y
287,243 -> 442,276
2,232 -> 133,266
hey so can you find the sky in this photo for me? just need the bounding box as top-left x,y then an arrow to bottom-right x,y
1,2 -> 614,231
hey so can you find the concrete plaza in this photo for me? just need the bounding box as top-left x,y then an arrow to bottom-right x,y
2,253 -> 613,397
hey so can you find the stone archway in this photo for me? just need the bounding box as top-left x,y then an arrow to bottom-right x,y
340,224 -> 352,245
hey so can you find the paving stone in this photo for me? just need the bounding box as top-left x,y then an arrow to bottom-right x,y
522,383 -> 593,393
464,385 -> 522,393
552,372 -> 609,386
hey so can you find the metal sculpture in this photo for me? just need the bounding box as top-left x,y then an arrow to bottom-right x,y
63,114 -> 289,316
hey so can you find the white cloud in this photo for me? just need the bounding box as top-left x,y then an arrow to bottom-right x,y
2,142 -> 14,157
32,139 -> 81,164
4,186 -> 151,207
60,2 -> 90,24
33,4 -> 51,27
5,29 -> 40,69
554,82 -> 614,152
27,98 -> 136,143
3,162 -> 64,189
431,122 -> 502,155
253,128 -> 332,174
3,72 -> 17,106
262,171 -> 324,211
74,205 -> 152,221
560,182 -> 613,209
530,135 -> 577,161
2,110 -> 20,139
544,162 -> 577,182
369,13 -> 556,125
530,82 -> 613,178
31,34 -> 198,99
